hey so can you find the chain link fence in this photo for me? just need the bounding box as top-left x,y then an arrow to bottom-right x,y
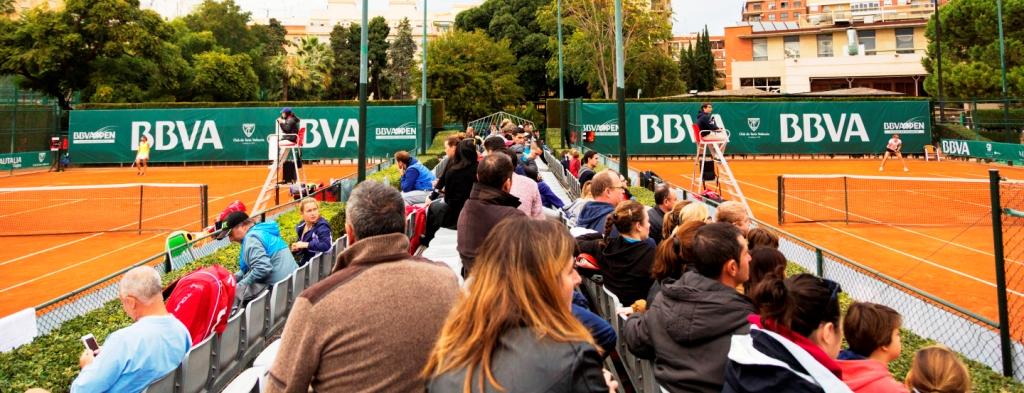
999,172 -> 1024,378
0,83 -> 64,175
29,160 -> 394,336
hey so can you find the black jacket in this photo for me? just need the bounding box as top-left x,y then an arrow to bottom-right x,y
457,184 -> 525,272
435,160 -> 478,228
696,111 -> 718,131
577,236 -> 655,306
647,206 -> 667,244
426,327 -> 609,393
281,114 -> 300,134
723,326 -> 851,393
623,271 -> 754,393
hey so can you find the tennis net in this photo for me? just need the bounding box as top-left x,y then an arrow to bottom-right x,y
0,183 -> 209,236
778,174 -> 997,226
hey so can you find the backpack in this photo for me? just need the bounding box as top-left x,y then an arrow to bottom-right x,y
164,265 -> 237,344
405,205 -> 428,254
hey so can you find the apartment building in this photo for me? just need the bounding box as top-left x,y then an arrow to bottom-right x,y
742,0 -> 809,23
724,0 -> 940,95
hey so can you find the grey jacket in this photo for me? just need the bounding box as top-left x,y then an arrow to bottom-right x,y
427,327 -> 608,393
623,271 -> 754,393
237,234 -> 298,288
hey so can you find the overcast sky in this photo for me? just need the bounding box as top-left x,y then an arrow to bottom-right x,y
222,0 -> 746,35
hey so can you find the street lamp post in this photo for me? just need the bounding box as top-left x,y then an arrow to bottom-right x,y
933,0 -> 944,121
421,0 -> 429,155
357,0 -> 368,182
614,0 -> 628,181
558,0 -> 567,148
997,0 -> 1009,126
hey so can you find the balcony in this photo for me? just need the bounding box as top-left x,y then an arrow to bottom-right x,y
731,49 -> 926,93
804,7 -> 933,26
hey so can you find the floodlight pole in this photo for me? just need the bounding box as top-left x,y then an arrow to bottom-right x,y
421,0 -> 429,154
615,0 -> 628,182
358,0 -> 368,182
997,0 -> 1009,126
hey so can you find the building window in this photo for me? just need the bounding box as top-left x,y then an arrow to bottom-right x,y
769,2 -> 776,9
817,34 -> 833,57
857,30 -> 876,55
740,77 -> 782,93
781,1 -> 787,7
895,28 -> 915,53
751,16 -> 761,21
794,12 -> 801,20
781,12 -> 788,19
768,14 -> 776,20
784,36 -> 800,58
753,38 -> 769,61
809,5 -> 818,11
795,0 -> 802,6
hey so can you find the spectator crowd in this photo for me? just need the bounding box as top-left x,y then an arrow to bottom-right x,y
63,124 -> 974,393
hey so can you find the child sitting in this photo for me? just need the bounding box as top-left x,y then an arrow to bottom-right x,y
837,302 -> 908,392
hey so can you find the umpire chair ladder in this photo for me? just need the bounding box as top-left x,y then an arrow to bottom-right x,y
253,128 -> 307,214
689,125 -> 754,219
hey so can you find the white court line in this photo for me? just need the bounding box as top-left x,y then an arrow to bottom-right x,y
0,183 -> 267,292
672,171 -> 1024,297
0,184 -> 262,267
0,199 -> 85,219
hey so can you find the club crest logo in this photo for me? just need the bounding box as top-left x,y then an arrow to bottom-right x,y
38,152 -> 46,162
242,123 -> 256,138
747,118 -> 761,132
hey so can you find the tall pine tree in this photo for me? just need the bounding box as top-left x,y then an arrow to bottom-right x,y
678,26 -> 719,92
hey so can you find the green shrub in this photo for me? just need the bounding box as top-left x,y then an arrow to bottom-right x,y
975,109 -> 1024,131
426,130 -> 459,156
421,156 -> 441,170
979,129 -> 1021,144
932,123 -> 989,143
367,166 -> 402,190
628,186 -> 654,207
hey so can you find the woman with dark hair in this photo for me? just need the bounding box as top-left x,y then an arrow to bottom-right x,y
423,139 -> 479,245
746,248 -> 787,294
424,217 -> 615,393
577,200 -> 656,307
724,274 -> 851,393
647,221 -> 704,304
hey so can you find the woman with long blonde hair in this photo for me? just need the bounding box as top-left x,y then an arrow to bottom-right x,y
424,217 -> 613,393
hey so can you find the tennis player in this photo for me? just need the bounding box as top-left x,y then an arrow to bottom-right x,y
879,133 -> 908,172
134,135 -> 150,176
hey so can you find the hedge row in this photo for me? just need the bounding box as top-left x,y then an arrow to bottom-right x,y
975,109 -> 1024,131
0,203 -> 345,393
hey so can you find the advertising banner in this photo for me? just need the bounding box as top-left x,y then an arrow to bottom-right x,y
0,150 -> 52,171
576,101 -> 931,155
940,139 -> 1024,162
69,106 -> 419,163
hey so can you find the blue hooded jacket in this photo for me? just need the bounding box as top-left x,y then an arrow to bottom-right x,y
400,157 -> 436,192
238,222 -> 297,287
575,201 -> 618,237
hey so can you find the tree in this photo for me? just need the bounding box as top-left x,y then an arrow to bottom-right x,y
679,27 -> 718,92
367,16 -> 391,99
250,18 -> 288,100
192,51 -> 258,101
455,0 -> 552,100
183,0 -> 256,55
417,30 -> 522,125
540,0 -> 678,99
0,0 -> 177,109
328,22 -> 360,99
924,0 -> 1024,98
283,36 -> 333,100
386,17 -> 416,99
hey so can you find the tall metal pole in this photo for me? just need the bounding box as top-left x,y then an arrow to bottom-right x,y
357,0 -> 368,182
557,0 -> 567,148
997,0 -> 1009,126
557,0 -> 564,100
614,0 -> 628,181
421,0 -> 428,154
933,0 -> 944,121
989,169 -> 1013,377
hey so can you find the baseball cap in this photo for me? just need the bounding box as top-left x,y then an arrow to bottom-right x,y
216,211 -> 250,240
281,107 -> 292,114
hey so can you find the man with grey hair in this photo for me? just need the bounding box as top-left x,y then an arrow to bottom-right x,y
72,266 -> 191,392
218,211 -> 298,304
267,180 -> 460,393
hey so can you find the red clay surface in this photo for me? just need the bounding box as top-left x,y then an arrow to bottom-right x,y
0,164 -> 356,317
632,158 -> 1024,323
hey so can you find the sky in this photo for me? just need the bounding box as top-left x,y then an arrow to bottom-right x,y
217,0 -> 746,36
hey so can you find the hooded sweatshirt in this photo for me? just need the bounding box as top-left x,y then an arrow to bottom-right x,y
622,271 -> 754,393
578,236 -> 655,306
837,359 -> 909,393
575,201 -> 617,236
238,222 -> 298,287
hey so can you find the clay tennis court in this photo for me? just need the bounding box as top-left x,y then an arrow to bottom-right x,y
632,157 -> 1024,323
0,164 -> 356,318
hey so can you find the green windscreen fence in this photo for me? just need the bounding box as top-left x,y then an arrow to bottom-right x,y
69,105 -> 421,164
571,100 -> 931,155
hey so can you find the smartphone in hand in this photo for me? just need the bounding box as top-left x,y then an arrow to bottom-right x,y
81,334 -> 99,356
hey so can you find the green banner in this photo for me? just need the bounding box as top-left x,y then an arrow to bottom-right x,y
575,101 -> 931,155
940,139 -> 1024,162
0,150 -> 52,171
69,106 -> 420,164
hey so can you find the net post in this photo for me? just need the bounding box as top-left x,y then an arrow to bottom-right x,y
815,248 -> 824,276
843,176 -> 850,225
989,168 -> 1014,377
200,185 -> 209,229
777,175 -> 784,225
137,185 -> 144,235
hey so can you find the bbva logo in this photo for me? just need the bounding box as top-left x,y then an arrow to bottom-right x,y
780,114 -> 869,143
940,140 -> 970,156
132,121 -> 223,151
639,114 -> 725,143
